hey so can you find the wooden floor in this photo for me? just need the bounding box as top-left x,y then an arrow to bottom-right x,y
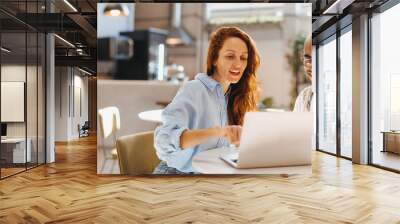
1,167 -> 26,178
1,135 -> 400,223
1,163 -> 45,178
373,150 -> 400,171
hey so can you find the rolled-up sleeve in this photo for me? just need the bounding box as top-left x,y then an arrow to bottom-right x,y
154,85 -> 196,160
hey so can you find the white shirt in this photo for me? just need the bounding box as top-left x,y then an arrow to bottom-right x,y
293,86 -> 314,112
293,85 -> 316,149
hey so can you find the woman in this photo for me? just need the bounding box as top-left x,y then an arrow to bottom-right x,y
154,27 -> 260,174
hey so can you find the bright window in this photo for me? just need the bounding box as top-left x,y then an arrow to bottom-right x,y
340,28 -> 352,158
371,2 -> 400,170
317,36 -> 337,154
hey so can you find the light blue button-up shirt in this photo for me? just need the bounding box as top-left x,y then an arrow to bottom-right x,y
154,73 -> 230,173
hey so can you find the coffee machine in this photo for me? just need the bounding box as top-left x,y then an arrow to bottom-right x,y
98,28 -> 167,80
117,28 -> 167,80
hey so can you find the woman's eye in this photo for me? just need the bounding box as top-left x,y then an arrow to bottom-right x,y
241,57 -> 248,61
226,55 -> 234,59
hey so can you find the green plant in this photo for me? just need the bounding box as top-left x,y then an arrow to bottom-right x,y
285,35 -> 309,109
262,97 -> 274,108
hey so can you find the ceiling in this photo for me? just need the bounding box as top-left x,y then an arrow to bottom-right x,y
0,0 -> 395,73
309,0 -> 390,43
0,0 -> 97,72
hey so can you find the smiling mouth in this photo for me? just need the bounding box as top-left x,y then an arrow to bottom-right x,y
229,70 -> 240,76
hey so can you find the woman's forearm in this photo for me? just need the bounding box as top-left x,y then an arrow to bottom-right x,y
180,127 -> 223,149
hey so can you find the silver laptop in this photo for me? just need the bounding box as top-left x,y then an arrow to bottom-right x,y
220,112 -> 313,169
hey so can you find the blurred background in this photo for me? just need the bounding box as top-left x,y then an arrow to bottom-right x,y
98,3 -> 312,110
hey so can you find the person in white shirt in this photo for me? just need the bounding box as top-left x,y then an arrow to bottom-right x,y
293,35 -> 313,112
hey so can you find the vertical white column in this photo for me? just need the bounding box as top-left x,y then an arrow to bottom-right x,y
46,33 -> 55,163
352,14 -> 369,164
45,0 -> 55,163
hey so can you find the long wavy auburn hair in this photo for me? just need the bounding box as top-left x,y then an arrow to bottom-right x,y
206,27 -> 260,125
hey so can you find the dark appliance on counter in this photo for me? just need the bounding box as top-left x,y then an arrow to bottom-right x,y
98,36 -> 134,61
116,28 -> 168,80
1,123 -> 7,138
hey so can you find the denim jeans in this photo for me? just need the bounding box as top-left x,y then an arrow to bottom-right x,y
153,161 -> 194,174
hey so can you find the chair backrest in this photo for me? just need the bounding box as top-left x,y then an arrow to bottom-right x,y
82,121 -> 90,129
113,107 -> 120,132
116,131 -> 160,175
98,106 -> 120,139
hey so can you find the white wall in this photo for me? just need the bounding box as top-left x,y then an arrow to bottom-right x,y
55,67 -> 68,141
1,64 -> 46,163
72,74 -> 89,138
54,67 -> 89,141
244,24 -> 288,108
1,65 -> 37,137
1,65 -> 27,140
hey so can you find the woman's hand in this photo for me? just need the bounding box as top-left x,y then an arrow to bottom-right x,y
221,125 -> 242,146
179,125 -> 242,149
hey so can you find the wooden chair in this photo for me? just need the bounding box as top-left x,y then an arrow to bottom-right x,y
116,131 -> 160,175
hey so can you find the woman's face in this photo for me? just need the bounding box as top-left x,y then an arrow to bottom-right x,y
213,37 -> 248,84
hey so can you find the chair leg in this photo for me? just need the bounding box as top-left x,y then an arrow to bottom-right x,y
100,158 -> 107,173
111,159 -> 117,174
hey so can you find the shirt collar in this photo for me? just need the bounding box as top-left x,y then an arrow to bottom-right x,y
195,73 -> 220,91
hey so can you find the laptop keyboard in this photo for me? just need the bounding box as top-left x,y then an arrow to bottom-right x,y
227,151 -> 239,160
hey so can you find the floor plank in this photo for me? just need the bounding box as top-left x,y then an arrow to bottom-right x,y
0,135 -> 400,223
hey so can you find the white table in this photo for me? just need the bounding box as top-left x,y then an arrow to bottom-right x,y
138,109 -> 163,123
192,147 -> 312,175
1,138 -> 31,163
